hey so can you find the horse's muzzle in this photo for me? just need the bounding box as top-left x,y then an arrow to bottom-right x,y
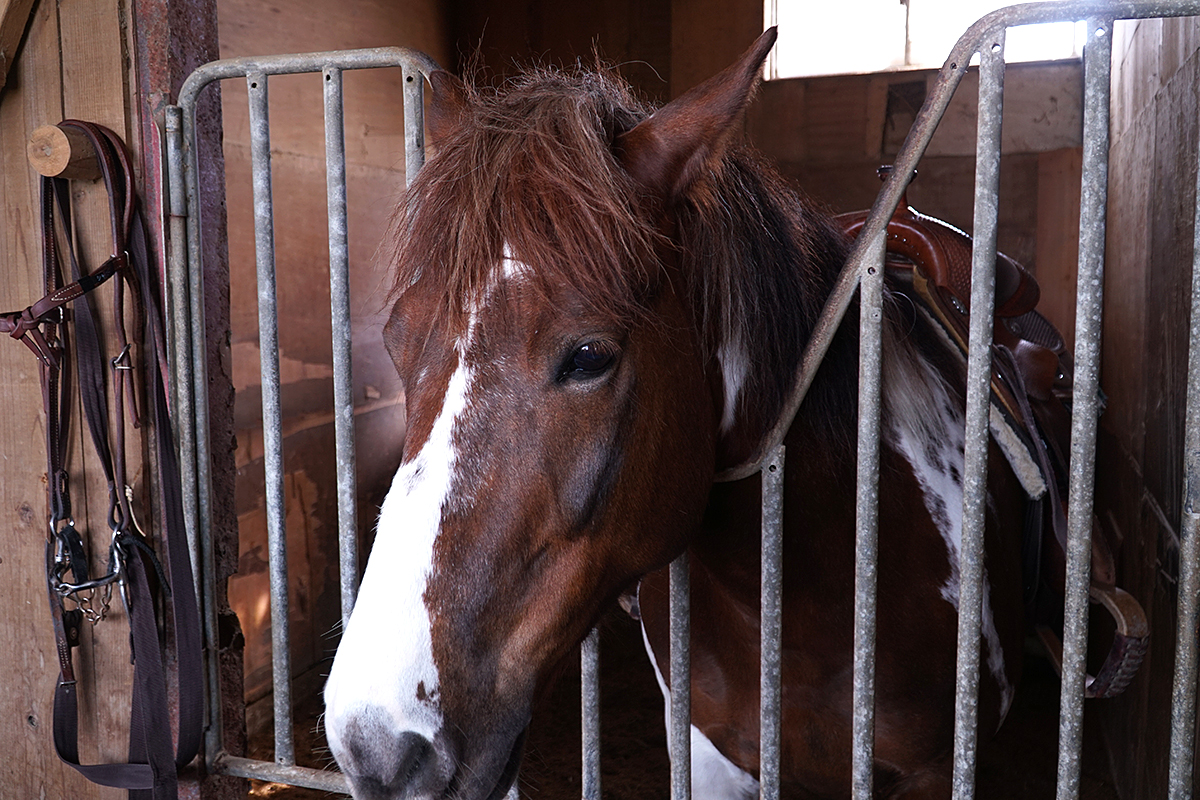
336,716 -> 447,799
335,713 -> 526,800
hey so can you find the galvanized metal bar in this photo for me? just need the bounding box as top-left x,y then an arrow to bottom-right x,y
177,95 -> 225,766
760,446 -> 786,800
582,626 -> 601,800
951,29 -> 1006,800
323,66 -> 359,629
402,63 -> 427,185
852,228 -> 887,800
1167,93 -> 1200,799
248,71 -> 296,767
168,100 -> 220,756
216,754 -> 350,794
1056,17 -> 1113,800
177,47 -> 443,111
164,105 -> 202,618
670,552 -> 691,800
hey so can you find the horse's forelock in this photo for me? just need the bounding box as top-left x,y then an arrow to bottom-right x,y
386,66 -> 666,328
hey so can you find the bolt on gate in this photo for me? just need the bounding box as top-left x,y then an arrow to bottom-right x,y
164,2 -> 1200,797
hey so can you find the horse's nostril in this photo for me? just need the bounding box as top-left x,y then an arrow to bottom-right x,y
393,731 -> 434,788
341,720 -> 442,798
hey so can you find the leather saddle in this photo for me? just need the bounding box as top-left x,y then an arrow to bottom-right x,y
834,168 -> 1147,699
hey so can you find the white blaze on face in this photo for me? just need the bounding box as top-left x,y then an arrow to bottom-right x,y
325,328 -> 477,754
501,242 -> 530,281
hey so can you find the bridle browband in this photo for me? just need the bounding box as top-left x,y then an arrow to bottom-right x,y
4,120 -> 202,799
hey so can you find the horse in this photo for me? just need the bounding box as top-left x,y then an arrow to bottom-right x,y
322,28 -> 1029,800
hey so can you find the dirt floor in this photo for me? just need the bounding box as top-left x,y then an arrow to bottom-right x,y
246,607 -> 1119,799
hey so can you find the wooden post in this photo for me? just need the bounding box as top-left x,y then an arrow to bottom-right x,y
26,123 -> 102,180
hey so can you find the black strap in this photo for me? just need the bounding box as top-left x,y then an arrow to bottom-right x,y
10,121 -> 203,799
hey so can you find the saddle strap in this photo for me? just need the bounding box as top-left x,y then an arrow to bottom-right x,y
11,121 -> 203,798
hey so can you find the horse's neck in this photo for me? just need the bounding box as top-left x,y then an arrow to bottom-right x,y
693,315 -> 967,631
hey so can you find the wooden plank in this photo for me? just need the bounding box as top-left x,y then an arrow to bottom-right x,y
44,0 -> 135,777
927,62 -> 1084,157
0,0 -> 138,791
218,0 -> 447,166
1094,110 -> 1153,800
804,76 -> 871,164
56,0 -> 138,775
1097,17 -> 1200,800
216,0 -> 446,709
1034,147 -> 1082,350
0,1 -> 95,796
0,0 -> 36,88
221,114 -> 409,704
669,0 -> 759,98
57,0 -> 127,135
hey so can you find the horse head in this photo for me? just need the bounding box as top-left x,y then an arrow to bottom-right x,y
324,30 -> 801,800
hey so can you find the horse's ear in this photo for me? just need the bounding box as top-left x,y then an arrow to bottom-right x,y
427,70 -> 470,147
615,28 -> 776,201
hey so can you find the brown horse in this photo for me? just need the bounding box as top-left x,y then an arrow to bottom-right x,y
323,29 -> 1027,800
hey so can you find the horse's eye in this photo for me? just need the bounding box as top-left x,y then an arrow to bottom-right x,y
560,341 -> 617,381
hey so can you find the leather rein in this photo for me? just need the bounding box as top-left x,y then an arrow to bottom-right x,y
3,121 -> 202,799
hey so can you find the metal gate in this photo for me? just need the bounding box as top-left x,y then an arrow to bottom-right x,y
164,2 -> 1200,796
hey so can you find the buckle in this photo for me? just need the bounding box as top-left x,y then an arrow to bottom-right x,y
111,342 -> 133,371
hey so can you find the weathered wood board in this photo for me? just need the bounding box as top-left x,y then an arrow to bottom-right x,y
0,0 -> 135,795
215,0 -> 445,704
0,0 -> 36,88
1097,14 -> 1200,800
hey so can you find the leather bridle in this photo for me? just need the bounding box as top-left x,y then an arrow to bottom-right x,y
3,120 -> 202,799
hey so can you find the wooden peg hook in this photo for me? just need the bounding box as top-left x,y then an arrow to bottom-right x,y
27,124 -> 102,181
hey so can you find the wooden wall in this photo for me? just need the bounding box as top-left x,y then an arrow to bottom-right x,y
1096,16 -> 1200,799
748,63 -> 1084,347
215,0 -> 450,709
0,3 -> 133,796
0,0 -> 230,796
447,0 -> 673,102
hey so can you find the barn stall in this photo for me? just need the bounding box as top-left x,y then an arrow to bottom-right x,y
0,0 -> 1196,798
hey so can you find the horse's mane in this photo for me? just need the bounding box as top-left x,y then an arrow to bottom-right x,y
675,147 -> 854,445
388,63 -> 856,448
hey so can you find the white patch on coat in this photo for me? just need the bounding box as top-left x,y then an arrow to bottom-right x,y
325,320 -> 478,756
640,621 -> 760,800
717,335 -> 750,435
882,337 -> 1015,721
913,304 -> 1046,499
